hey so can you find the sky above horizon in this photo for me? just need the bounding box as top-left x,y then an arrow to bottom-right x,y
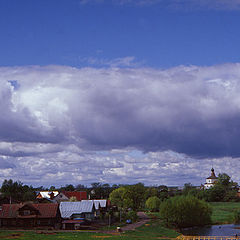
1,0 -> 240,187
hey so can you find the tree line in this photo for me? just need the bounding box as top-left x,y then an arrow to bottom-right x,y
1,172 -> 239,228
1,172 -> 239,204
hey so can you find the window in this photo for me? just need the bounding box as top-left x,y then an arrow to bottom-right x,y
23,210 -> 31,216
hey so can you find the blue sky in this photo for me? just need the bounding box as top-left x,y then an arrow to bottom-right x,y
1,0 -> 240,67
1,0 -> 240,187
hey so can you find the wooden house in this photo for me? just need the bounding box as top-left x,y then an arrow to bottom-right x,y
0,203 -> 60,229
59,201 -> 97,229
53,191 -> 87,203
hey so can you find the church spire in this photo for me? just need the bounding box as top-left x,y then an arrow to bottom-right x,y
211,168 -> 216,178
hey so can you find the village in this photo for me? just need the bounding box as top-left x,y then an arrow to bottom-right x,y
0,168 -> 240,231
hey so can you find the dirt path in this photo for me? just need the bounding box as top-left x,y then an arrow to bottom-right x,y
101,211 -> 150,234
121,212 -> 149,231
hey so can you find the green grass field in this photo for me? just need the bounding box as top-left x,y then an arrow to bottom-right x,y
210,202 -> 240,224
0,218 -> 180,240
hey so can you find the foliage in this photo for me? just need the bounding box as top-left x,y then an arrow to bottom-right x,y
146,196 -> 161,212
234,210 -> 240,223
49,186 -> 56,191
182,183 -> 194,195
69,196 -> 77,201
60,184 -> 75,191
160,195 -> 212,228
1,179 -> 35,202
207,185 -> 226,202
109,183 -> 146,210
205,173 -> 239,202
126,210 -> 138,222
144,187 -> 158,200
109,187 -> 127,208
217,173 -> 232,187
90,182 -> 113,199
123,183 -> 146,210
75,184 -> 86,191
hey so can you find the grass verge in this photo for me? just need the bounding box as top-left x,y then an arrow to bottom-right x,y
0,218 -> 180,240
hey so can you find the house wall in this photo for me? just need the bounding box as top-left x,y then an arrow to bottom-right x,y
0,218 -> 58,228
54,193 -> 69,203
82,212 -> 95,220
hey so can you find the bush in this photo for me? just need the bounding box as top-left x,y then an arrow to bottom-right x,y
126,210 -> 138,222
234,210 -> 240,223
146,196 -> 161,212
159,195 -> 212,228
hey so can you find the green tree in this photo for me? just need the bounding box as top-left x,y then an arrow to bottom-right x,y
182,183 -> 194,195
90,182 -> 112,199
123,183 -> 146,210
75,184 -> 86,191
217,173 -> 231,187
109,183 -> 146,210
126,210 -> 138,222
234,210 -> 240,223
146,196 -> 161,212
206,173 -> 239,202
49,186 -> 56,191
144,187 -> 158,200
1,179 -> 35,202
60,184 -> 75,191
160,195 -> 212,228
109,187 -> 126,208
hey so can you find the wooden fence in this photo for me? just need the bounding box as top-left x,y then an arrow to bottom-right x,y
177,235 -> 240,240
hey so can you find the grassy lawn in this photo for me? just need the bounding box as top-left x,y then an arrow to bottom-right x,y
125,219 -> 180,239
210,202 -> 240,224
0,218 -> 180,240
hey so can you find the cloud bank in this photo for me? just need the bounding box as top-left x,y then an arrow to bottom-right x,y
1,63 -> 240,186
79,0 -> 240,10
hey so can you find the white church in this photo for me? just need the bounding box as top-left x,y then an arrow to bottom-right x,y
204,168 -> 218,189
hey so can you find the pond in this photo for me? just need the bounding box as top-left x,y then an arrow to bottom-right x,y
181,224 -> 240,236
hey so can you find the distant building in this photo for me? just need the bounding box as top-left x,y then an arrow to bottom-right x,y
204,168 -> 218,189
36,191 -> 59,201
59,201 -> 97,230
237,188 -> 240,198
54,191 -> 87,203
0,203 -> 60,228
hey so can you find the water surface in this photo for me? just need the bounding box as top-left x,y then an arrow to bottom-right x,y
181,224 -> 240,236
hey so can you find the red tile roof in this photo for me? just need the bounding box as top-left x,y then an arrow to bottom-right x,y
0,203 -> 58,219
61,191 -> 87,201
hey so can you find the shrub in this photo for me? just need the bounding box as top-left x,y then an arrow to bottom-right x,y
159,195 -> 212,228
126,210 -> 138,222
146,196 -> 161,212
234,210 -> 240,223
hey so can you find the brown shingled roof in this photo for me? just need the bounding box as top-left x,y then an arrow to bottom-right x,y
0,203 -> 58,219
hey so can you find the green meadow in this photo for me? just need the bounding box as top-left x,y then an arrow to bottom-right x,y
210,202 -> 240,224
0,217 -> 180,240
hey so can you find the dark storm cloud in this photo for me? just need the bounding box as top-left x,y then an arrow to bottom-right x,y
1,64 -> 240,158
0,80 -> 66,144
